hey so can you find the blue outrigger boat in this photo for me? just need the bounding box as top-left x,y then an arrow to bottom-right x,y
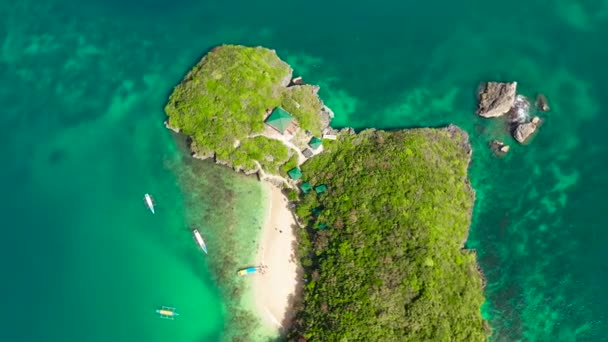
238,265 -> 267,276
238,267 -> 258,276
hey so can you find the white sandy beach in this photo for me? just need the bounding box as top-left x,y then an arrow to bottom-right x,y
252,181 -> 301,331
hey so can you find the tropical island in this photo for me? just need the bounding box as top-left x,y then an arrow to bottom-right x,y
165,44 -> 488,341
165,45 -> 333,177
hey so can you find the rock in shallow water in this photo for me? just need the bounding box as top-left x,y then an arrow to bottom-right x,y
513,116 -> 541,144
476,81 -> 518,118
536,94 -> 550,112
490,140 -> 510,155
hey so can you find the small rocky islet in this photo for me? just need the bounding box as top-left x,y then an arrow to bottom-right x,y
476,81 -> 549,154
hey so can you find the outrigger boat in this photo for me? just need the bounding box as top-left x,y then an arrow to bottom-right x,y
238,266 -> 261,276
156,306 -> 179,320
144,193 -> 155,214
192,228 -> 208,254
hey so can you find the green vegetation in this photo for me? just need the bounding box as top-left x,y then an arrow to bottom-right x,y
281,85 -> 324,136
289,128 -> 488,341
165,45 -> 325,173
165,45 -> 289,157
280,154 -> 300,177
230,136 -> 289,174
286,188 -> 300,202
166,45 -> 486,341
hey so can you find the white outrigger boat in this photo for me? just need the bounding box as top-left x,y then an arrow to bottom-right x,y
192,228 -> 208,254
144,193 -> 155,214
156,306 -> 179,320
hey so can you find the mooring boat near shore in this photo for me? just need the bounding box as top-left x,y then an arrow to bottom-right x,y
238,266 -> 266,276
156,306 -> 179,320
192,228 -> 207,254
238,267 -> 259,276
144,193 -> 155,214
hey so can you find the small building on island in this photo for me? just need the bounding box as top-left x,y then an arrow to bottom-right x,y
314,184 -> 328,194
308,137 -> 323,150
302,148 -> 314,158
265,107 -> 298,135
300,181 -> 312,193
287,167 -> 302,180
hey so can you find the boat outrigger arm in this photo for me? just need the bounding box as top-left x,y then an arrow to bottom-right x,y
156,306 -> 179,320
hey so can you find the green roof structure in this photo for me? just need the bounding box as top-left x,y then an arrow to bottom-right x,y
287,167 -> 302,180
300,182 -> 312,193
265,107 -> 294,134
309,136 -> 323,150
314,184 -> 328,194
317,223 -> 328,230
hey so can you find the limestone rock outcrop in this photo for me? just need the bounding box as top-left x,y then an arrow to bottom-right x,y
476,82 -> 518,118
490,140 -> 510,155
513,116 -> 541,144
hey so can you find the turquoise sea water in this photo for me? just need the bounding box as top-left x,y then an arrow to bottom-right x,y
2,0 -> 607,341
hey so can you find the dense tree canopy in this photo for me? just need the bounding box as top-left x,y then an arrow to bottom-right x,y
165,45 -> 325,173
290,128 -> 489,341
165,45 -> 487,340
